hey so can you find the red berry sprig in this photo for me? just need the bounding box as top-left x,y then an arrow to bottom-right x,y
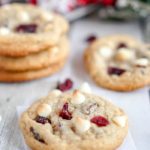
28,0 -> 37,5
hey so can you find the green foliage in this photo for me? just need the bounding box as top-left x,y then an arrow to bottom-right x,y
139,0 -> 150,4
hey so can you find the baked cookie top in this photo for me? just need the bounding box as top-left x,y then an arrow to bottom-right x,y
84,35 -> 150,91
0,3 -> 69,56
20,83 -> 128,150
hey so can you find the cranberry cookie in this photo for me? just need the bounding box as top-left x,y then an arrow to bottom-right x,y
84,35 -> 150,91
20,84 -> 128,150
0,3 -> 69,57
0,36 -> 69,71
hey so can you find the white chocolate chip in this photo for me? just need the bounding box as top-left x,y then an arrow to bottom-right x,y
134,58 -> 149,67
50,89 -> 62,96
0,27 -> 10,35
98,46 -> 113,58
73,117 -> 91,133
18,11 -> 30,23
79,82 -> 91,94
37,103 -> 52,117
115,48 -> 134,61
113,116 -> 127,127
51,47 -> 59,56
42,12 -> 53,21
71,90 -> 85,104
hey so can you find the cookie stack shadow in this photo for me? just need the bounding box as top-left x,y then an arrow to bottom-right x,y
0,4 -> 69,82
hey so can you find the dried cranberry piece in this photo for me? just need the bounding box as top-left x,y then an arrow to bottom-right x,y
35,116 -> 51,124
108,67 -> 126,76
91,116 -> 109,127
57,78 -> 73,92
86,35 -> 97,43
15,24 -> 37,33
117,43 -> 127,49
59,103 -> 72,120
30,127 -> 45,143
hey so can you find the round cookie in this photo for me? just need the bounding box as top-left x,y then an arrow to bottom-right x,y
0,61 -> 65,82
84,35 -> 150,91
20,84 -> 128,150
0,36 -> 69,71
0,3 -> 69,57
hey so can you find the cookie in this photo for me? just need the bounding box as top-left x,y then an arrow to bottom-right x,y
0,3 -> 69,57
20,84 -> 128,150
0,61 -> 65,82
0,36 -> 69,71
84,35 -> 150,91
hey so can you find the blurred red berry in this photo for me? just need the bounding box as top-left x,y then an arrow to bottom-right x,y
28,0 -> 37,5
77,0 -> 91,5
101,0 -> 116,6
77,0 -> 116,6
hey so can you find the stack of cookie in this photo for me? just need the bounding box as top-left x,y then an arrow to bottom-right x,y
0,4 -> 69,82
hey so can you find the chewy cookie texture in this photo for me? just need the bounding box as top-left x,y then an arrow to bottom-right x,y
84,35 -> 150,91
20,83 -> 128,150
0,3 -> 69,82
0,36 -> 69,72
